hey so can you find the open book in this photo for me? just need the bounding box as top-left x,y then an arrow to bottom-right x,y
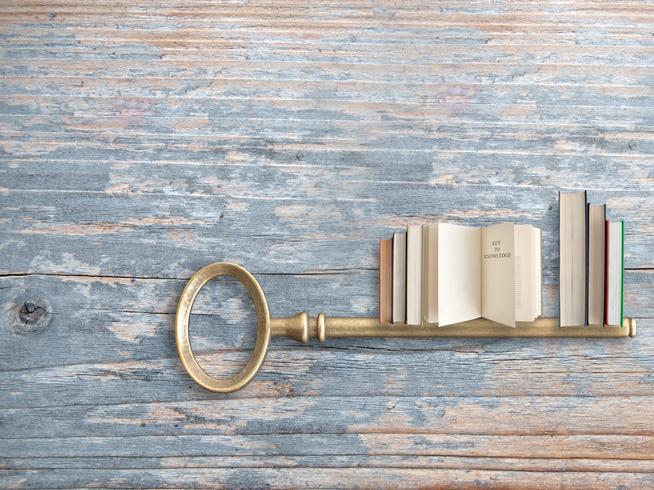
424,222 -> 541,327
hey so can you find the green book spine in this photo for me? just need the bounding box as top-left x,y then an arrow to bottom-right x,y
620,221 -> 624,326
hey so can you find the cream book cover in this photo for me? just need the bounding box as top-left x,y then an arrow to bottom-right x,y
422,223 -> 438,324
392,232 -> 406,323
559,191 -> 587,326
587,204 -> 606,325
435,222 -> 542,327
438,223 -> 481,326
406,224 -> 422,326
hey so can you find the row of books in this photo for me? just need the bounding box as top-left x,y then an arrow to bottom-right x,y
559,191 -> 624,327
379,222 -> 542,328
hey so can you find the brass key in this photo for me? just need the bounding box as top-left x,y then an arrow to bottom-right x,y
175,263 -> 636,393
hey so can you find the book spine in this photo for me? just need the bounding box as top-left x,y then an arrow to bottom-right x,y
604,220 -> 610,326
422,223 -> 438,324
587,203 -> 607,325
584,198 -> 589,325
558,190 -> 562,323
620,221 -> 624,327
379,239 -> 393,324
392,232 -> 406,323
601,204 -> 606,322
406,224 -> 422,326
560,190 -> 587,326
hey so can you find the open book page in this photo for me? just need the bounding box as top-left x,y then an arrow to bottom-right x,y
481,222 -> 515,327
514,224 -> 540,322
438,223 -> 481,326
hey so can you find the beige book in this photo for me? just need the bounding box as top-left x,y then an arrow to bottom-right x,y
587,204 -> 606,325
422,223 -> 438,324
406,224 -> 422,325
559,190 -> 587,326
379,239 -> 393,324
392,232 -> 406,323
437,222 -> 542,327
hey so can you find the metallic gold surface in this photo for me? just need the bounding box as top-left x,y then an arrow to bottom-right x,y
271,315 -> 636,341
176,263 -> 635,392
175,262 -> 270,393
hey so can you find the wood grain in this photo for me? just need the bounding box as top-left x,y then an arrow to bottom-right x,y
1,0 -> 653,488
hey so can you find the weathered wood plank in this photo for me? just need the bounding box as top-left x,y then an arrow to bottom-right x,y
1,11 -> 654,29
2,345 -> 653,407
1,184 -> 653,277
0,210 -> 651,278
3,124 -> 654,157
3,96 -> 653,128
2,467 -> 654,489
3,455 -> 654,473
3,434 -> 654,487
2,78 -> 653,107
3,60 -> 654,87
3,433 -> 653,460
3,44 -> 654,64
2,396 -> 654,439
0,271 -> 651,364
1,0 -> 653,486
3,154 -> 653,194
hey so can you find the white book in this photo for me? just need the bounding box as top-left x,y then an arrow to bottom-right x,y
392,232 -> 406,323
406,224 -> 422,325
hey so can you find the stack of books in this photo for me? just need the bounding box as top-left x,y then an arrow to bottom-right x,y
379,222 -> 542,328
559,191 -> 625,327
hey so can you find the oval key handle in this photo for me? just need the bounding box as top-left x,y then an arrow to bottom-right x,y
175,262 -> 271,393
175,262 -> 635,393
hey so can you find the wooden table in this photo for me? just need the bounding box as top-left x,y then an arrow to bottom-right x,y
1,1 -> 653,488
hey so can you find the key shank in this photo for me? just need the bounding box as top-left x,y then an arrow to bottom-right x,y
271,313 -> 636,342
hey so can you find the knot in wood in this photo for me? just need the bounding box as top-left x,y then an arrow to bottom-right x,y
16,301 -> 51,334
